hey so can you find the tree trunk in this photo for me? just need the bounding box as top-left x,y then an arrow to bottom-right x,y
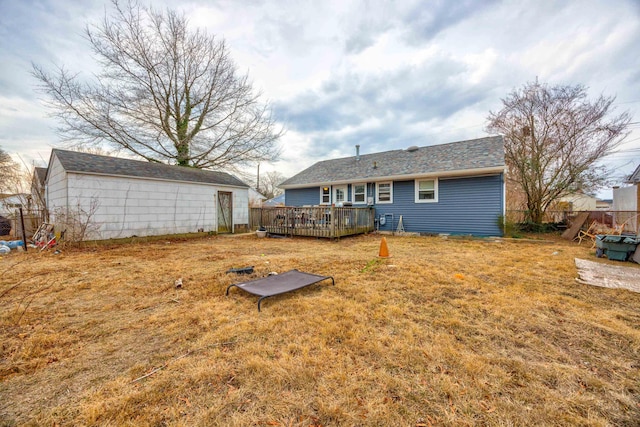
526,198 -> 545,224
176,142 -> 190,167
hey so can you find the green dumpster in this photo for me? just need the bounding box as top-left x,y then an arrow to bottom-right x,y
595,235 -> 640,261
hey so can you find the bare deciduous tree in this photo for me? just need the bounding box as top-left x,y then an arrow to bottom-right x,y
52,197 -> 102,242
33,0 -> 282,170
258,170 -> 287,199
486,81 -> 631,224
0,147 -> 20,194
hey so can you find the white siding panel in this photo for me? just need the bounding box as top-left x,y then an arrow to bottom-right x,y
613,185 -> 638,211
233,189 -> 249,224
60,173 -> 247,239
45,156 -> 68,224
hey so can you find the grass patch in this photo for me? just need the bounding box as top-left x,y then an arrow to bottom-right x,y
1,233 -> 639,426
360,258 -> 384,273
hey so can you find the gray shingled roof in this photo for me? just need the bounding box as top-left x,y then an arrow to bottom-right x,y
51,149 -> 248,188
34,167 -> 47,185
280,136 -> 505,188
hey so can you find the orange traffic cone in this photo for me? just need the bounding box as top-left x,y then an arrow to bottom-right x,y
378,237 -> 390,258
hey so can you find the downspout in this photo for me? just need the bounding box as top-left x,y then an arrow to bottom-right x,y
502,172 -> 506,236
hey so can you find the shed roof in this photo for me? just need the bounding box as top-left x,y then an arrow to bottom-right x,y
280,136 -> 505,188
50,149 -> 248,188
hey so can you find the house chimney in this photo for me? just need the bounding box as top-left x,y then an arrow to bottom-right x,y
356,144 -> 360,161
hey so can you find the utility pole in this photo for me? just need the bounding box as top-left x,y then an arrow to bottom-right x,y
256,163 -> 260,191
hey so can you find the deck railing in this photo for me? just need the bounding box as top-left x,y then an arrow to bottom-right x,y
250,206 -> 376,238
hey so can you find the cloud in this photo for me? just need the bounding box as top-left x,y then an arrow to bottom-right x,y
398,0 -> 500,45
275,49 -> 494,148
1,0 -> 639,185
341,0 -> 500,54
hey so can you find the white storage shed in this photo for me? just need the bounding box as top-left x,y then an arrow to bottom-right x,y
45,149 -> 250,240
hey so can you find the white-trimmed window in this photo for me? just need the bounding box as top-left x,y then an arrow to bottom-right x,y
376,182 -> 392,204
415,178 -> 438,203
320,186 -> 331,204
352,183 -> 366,204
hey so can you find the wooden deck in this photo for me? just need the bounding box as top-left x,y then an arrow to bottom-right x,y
250,206 -> 375,238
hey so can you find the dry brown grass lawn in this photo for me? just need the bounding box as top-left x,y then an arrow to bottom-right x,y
0,233 -> 639,426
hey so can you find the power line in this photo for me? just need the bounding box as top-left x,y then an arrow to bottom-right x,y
621,136 -> 640,144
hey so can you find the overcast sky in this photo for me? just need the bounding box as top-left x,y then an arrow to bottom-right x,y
1,0 -> 639,196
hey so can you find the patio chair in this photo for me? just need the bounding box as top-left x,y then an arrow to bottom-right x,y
225,269 -> 335,311
575,221 -> 598,246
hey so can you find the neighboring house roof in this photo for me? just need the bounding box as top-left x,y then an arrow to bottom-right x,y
280,136 -> 505,188
596,199 -> 612,210
34,167 -> 47,186
626,163 -> 640,183
48,149 -> 248,188
264,193 -> 285,206
0,193 -> 27,202
0,194 -> 27,214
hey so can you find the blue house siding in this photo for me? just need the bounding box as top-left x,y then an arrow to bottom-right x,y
283,174 -> 503,236
374,174 -> 503,236
285,187 -> 320,206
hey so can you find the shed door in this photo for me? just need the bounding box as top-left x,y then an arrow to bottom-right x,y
217,191 -> 233,233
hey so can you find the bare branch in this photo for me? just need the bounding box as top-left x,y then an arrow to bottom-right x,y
486,80 -> 631,224
256,171 -> 287,199
32,0 -> 282,169
0,147 -> 21,194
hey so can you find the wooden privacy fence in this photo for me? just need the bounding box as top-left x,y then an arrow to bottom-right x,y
250,206 -> 376,238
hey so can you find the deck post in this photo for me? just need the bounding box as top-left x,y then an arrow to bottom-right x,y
286,207 -> 290,237
330,205 -> 335,238
289,206 -> 295,237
